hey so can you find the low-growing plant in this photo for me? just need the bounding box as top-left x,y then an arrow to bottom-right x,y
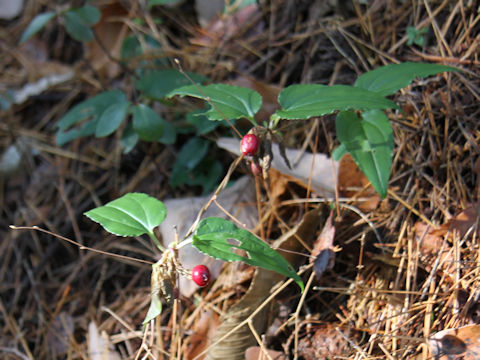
79,61 -> 459,326
83,192 -> 304,324
407,26 -> 429,46
168,62 -> 459,198
20,6 -> 460,327
19,3 -> 228,192
20,4 -> 101,44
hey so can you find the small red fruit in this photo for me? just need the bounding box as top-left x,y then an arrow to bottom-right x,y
191,265 -> 210,287
240,134 -> 259,156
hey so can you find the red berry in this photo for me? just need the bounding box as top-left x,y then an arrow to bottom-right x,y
240,134 -> 259,156
250,161 -> 262,176
191,265 -> 210,287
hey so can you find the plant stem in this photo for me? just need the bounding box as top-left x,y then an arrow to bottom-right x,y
148,231 -> 165,252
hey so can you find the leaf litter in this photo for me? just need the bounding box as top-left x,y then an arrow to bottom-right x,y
1,0 -> 480,359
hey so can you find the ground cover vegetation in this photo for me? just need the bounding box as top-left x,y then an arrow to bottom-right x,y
1,0 -> 480,359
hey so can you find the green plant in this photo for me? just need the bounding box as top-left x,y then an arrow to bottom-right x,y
407,26 -> 428,46
84,192 -> 304,324
19,4 -> 101,44
168,62 -> 459,198
22,9 -> 459,323
20,4 -> 227,191
85,64 -> 460,325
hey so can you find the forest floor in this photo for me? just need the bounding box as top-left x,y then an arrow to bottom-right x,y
1,0 -> 480,359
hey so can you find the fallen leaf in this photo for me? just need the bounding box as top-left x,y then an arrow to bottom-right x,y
414,222 -> 454,275
245,346 -> 286,360
159,176 -> 258,297
217,137 -> 338,197
298,324 -> 359,359
268,168 -> 290,203
429,324 -> 480,360
85,1 -> 130,79
0,0 -> 24,19
310,211 -> 336,280
432,204 -> 480,239
337,154 -> 380,212
447,206 -> 480,238
46,312 -> 74,357
414,222 -> 444,256
186,310 -> 221,360
88,322 -> 121,360
191,4 -> 262,46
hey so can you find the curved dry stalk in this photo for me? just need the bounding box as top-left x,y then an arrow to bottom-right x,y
198,207 -> 327,360
180,155 -> 244,243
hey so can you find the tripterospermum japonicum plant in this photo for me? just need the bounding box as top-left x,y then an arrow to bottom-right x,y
82,62 -> 459,324
84,193 -> 304,324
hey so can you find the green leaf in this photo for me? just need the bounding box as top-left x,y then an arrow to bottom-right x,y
64,12 -> 94,42
19,11 -> 56,44
137,69 -> 207,99
95,101 -> 130,137
332,143 -> 347,161
336,110 -> 393,198
224,0 -> 255,14
131,104 -> 164,141
169,137 -> 209,187
273,84 -> 398,120
167,84 -> 262,121
179,157 -> 223,194
143,293 -> 162,325
84,192 -> 167,237
121,35 -> 142,59
121,123 -> 139,154
354,62 -> 459,96
193,218 -> 304,291
71,5 -> 101,26
186,110 -> 225,135
406,26 -> 428,46
148,0 -> 180,6
55,90 -> 126,145
190,158 -> 223,194
157,119 -> 176,145
63,5 -> 101,42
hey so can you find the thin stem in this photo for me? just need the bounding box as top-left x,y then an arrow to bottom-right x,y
9,225 -> 154,264
148,231 -> 165,252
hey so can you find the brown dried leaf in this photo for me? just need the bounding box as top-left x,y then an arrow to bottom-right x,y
414,222 -> 454,275
245,346 -> 286,360
429,324 -> 480,359
191,4 -> 261,46
310,211 -> 336,280
432,204 -> 480,239
268,169 -> 290,203
415,222 -> 444,256
88,322 -> 121,360
447,206 -> 480,238
46,312 -> 74,357
85,1 -> 129,79
205,207 -> 327,360
298,324 -> 358,359
186,310 -> 221,360
337,154 -> 380,212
